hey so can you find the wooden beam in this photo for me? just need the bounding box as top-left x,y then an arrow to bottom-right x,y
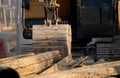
0,53 -> 35,62
40,55 -> 73,75
40,56 -> 88,75
0,50 -> 62,77
34,60 -> 120,78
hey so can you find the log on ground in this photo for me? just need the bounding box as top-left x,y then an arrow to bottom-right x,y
40,55 -> 73,75
0,50 -> 62,77
34,60 -> 120,78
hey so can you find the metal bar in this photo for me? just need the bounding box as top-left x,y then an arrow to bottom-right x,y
0,0 -> 2,21
8,0 -> 13,24
16,0 -> 22,54
3,7 -> 7,26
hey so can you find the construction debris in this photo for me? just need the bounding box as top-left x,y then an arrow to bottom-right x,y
0,0 -> 120,78
34,60 -> 120,78
39,56 -> 88,75
71,56 -> 88,68
39,55 -> 73,75
0,50 -> 62,78
0,50 -> 120,78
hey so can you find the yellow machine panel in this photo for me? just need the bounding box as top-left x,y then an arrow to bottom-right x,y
25,2 -> 45,19
118,1 -> 120,28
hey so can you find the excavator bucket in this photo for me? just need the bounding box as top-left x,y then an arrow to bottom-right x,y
32,0 -> 72,57
32,24 -> 72,57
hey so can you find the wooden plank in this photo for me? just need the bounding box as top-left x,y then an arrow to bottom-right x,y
71,56 -> 88,68
34,66 -> 120,78
40,55 -> 73,75
0,53 -> 35,62
40,56 -> 88,76
0,50 -> 62,77
34,60 -> 120,78
17,59 -> 54,76
33,46 -> 71,57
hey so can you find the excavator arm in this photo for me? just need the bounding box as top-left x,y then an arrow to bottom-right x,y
44,0 -> 60,25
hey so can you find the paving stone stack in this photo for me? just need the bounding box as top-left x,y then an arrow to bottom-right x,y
96,42 -> 120,61
33,24 -> 72,57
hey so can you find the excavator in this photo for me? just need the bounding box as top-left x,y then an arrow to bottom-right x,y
21,0 -> 120,60
22,0 -> 72,57
22,0 -> 69,39
22,0 -> 119,41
